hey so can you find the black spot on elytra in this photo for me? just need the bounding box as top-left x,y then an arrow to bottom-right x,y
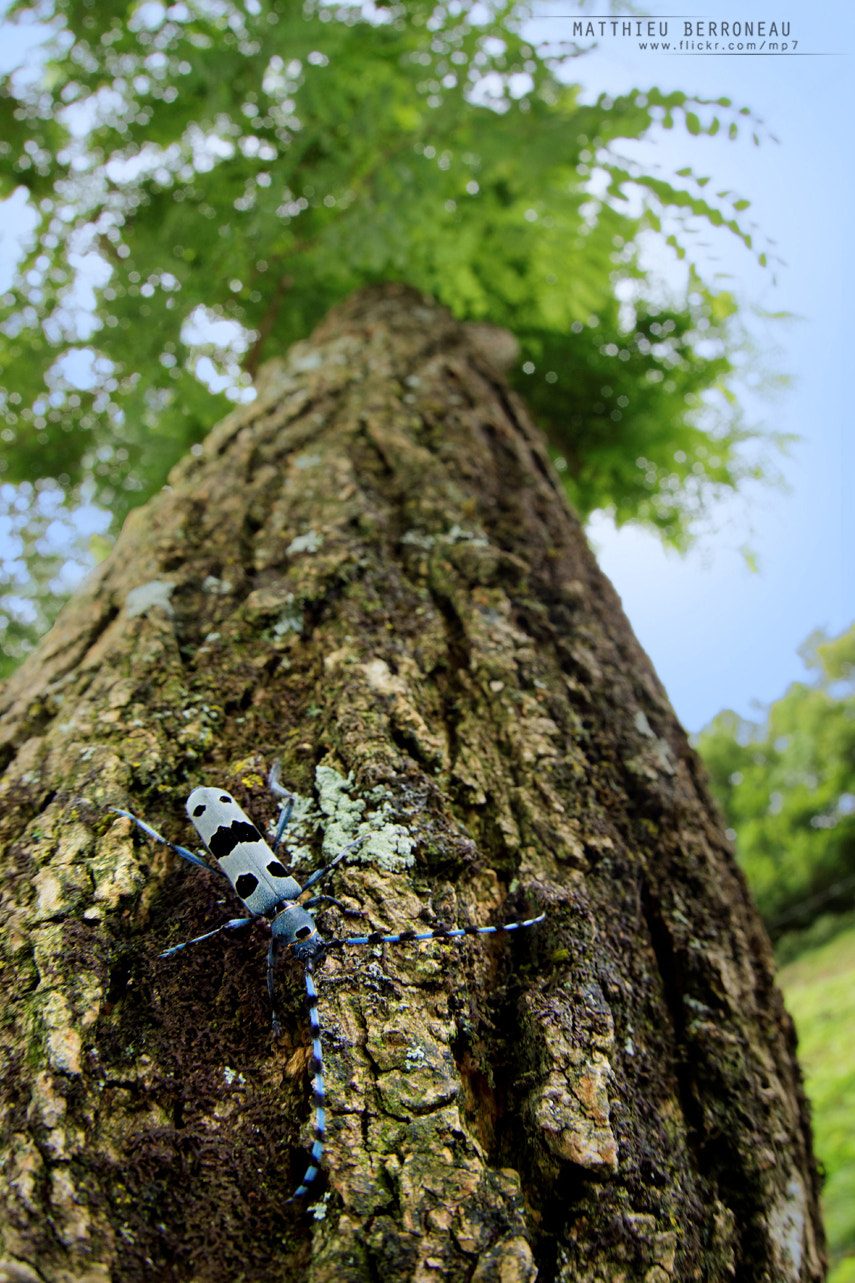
266,860 -> 288,878
235,872 -> 260,898
208,820 -> 262,859
192,804 -> 206,817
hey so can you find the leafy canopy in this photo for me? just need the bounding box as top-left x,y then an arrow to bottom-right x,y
1,0 -> 786,673
696,624 -> 855,935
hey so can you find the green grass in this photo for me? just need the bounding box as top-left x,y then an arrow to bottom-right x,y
778,920 -> 855,1281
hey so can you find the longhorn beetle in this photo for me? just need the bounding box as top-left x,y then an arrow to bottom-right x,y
111,764 -> 544,1202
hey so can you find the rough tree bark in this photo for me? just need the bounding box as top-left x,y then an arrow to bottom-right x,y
0,284 -> 824,1283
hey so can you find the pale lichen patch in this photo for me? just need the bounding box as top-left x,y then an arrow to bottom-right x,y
315,767 -> 415,871
767,1174 -> 809,1282
359,658 -> 408,697
626,712 -> 679,778
287,343 -> 323,373
294,452 -> 323,470
357,819 -> 415,872
273,595 -> 304,636
287,530 -> 324,555
315,765 -> 365,842
201,575 -> 233,595
124,580 -> 176,619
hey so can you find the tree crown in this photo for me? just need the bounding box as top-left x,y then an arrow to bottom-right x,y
0,0 -> 787,674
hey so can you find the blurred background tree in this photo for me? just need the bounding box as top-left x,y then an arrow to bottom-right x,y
696,622 -> 855,938
0,0 -> 786,677
696,620 -> 855,1283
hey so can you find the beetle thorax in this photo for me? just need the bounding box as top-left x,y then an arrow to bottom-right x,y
271,902 -> 321,949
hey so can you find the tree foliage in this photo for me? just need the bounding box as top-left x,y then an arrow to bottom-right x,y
1,0 -> 785,674
696,624 -> 855,935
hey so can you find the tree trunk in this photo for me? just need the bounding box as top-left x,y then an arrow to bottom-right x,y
0,283 -> 824,1283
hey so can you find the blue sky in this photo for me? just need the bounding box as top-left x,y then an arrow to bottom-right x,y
1,2 -> 852,732
525,1 -> 854,730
